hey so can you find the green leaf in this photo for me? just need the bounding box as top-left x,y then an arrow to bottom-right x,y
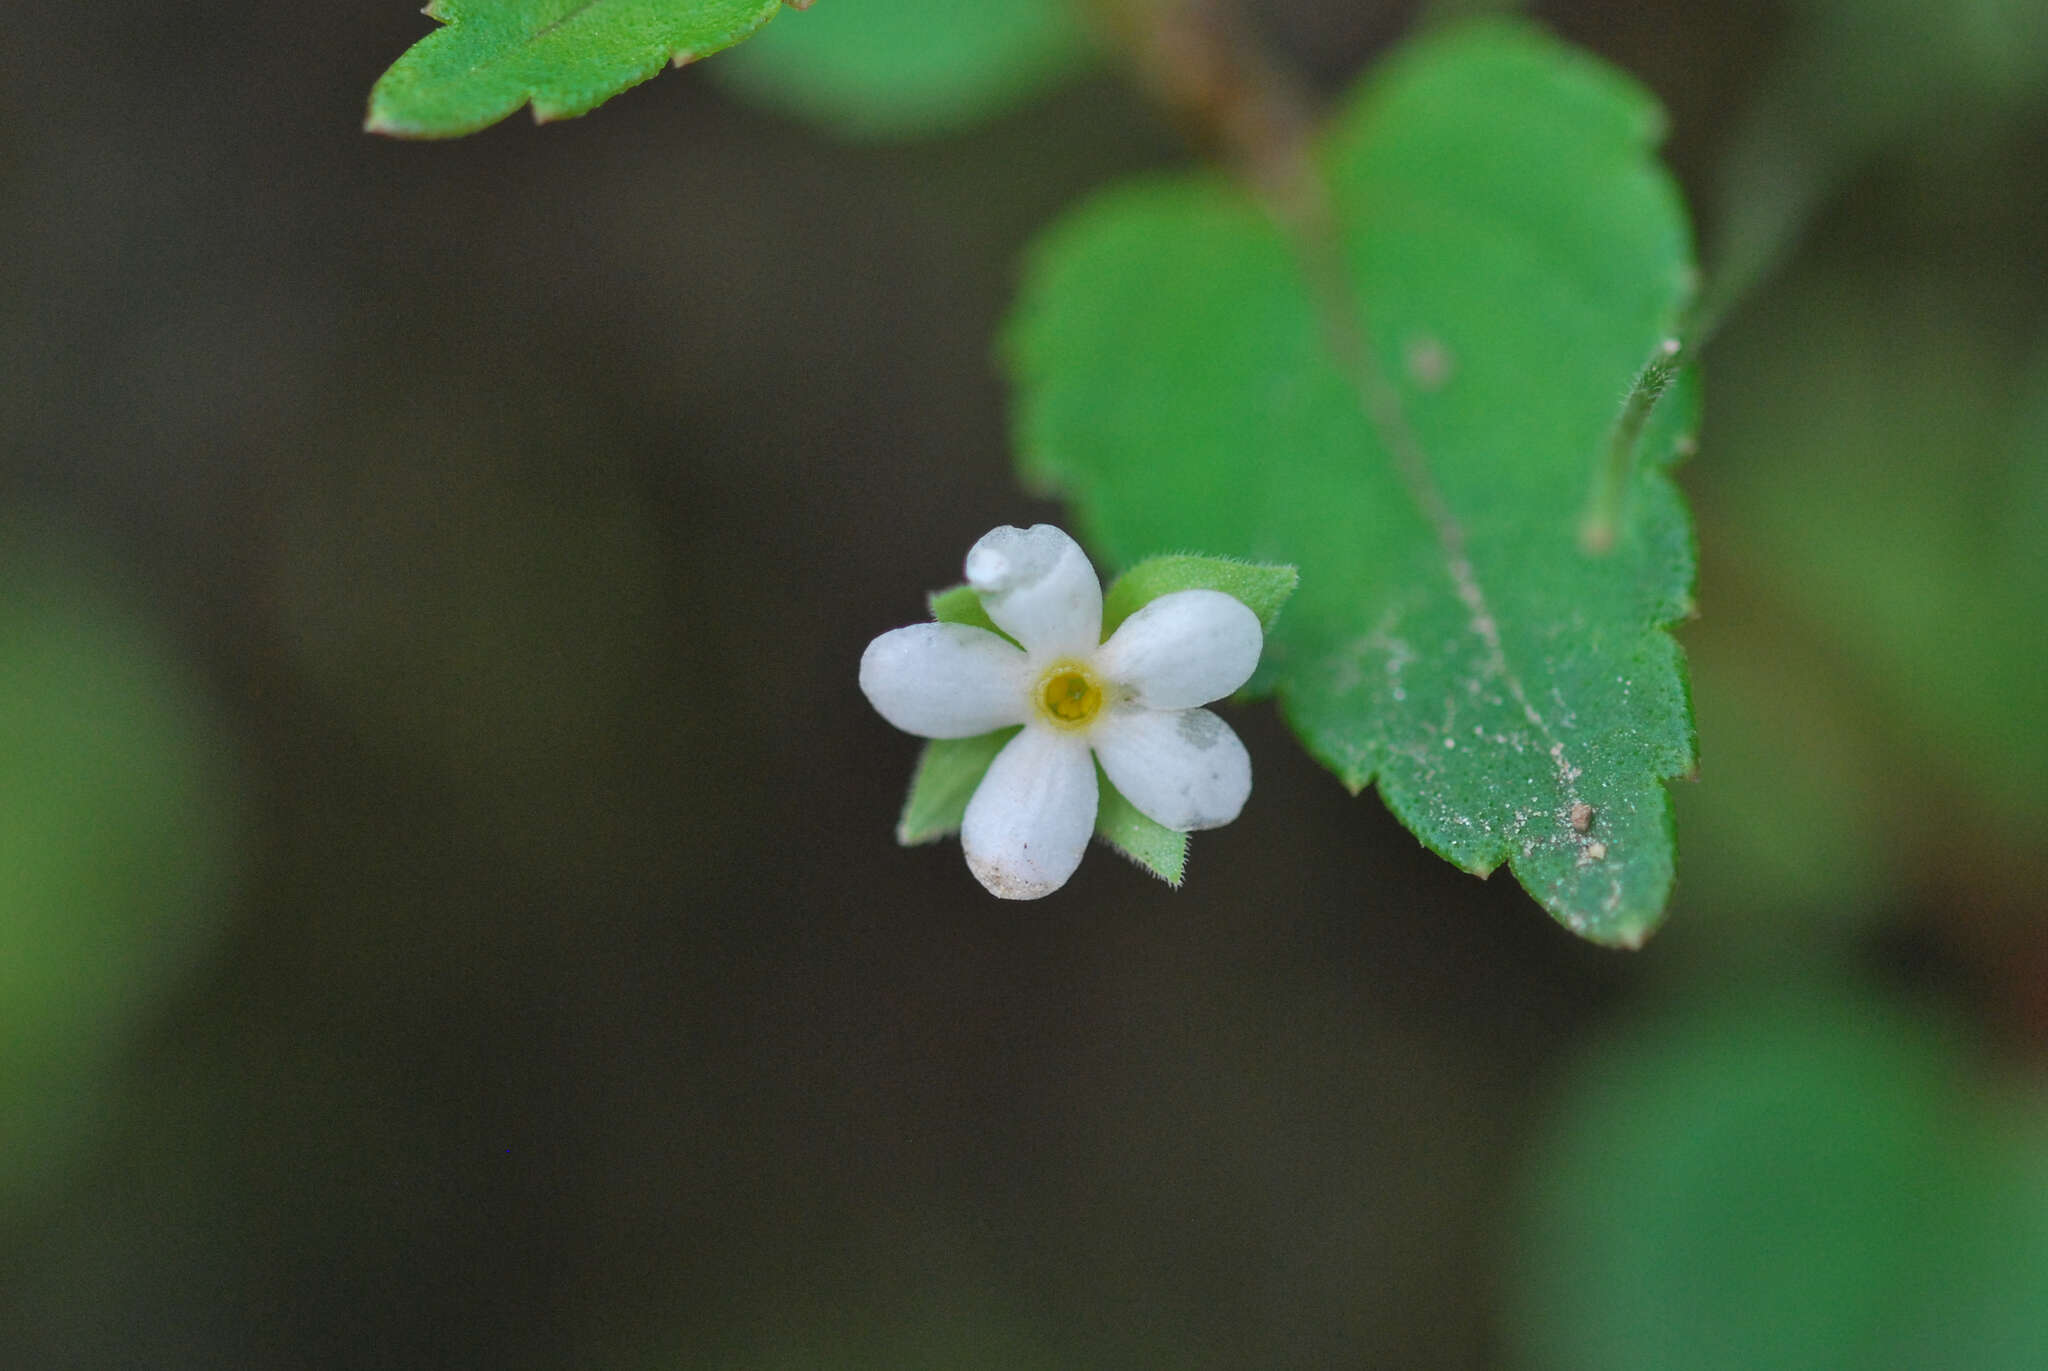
366,0 -> 785,139
1506,978 -> 2048,1371
711,0 -> 1096,140
1668,624 -> 1897,928
1006,21 -> 1698,944
1680,257 -> 2048,916
1791,0 -> 2048,121
1702,0 -> 2048,326
0,532 -> 242,1210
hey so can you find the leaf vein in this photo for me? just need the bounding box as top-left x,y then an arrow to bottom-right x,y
1280,153 -> 1615,912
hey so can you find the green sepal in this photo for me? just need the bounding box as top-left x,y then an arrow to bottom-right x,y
926,583 -> 1007,640
894,732 -> 1187,887
1101,555 -> 1299,637
1093,762 -> 1188,887
895,728 -> 1017,846
930,553 -> 1298,642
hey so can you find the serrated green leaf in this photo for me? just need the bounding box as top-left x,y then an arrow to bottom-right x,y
1100,555 -> 1299,638
711,0 -> 1096,140
1006,22 -> 1697,944
366,0 -> 784,139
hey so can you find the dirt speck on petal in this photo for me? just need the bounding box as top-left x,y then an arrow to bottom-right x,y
967,850 -> 1060,900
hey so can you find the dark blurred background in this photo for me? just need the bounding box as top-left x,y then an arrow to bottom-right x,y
3,2 -> 2044,1368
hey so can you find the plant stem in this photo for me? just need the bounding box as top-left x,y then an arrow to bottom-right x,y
1093,0 -> 1320,210
1578,335 -> 1685,554
1578,24 -> 1883,556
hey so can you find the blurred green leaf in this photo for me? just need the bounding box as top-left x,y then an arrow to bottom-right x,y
366,0 -> 784,138
712,0 -> 1096,140
1792,0 -> 2048,121
0,534 -> 241,1208
1691,263 -> 2048,901
1669,627 -> 1896,925
1007,22 -> 1698,944
1507,978 -> 2048,1371
1704,0 -> 2048,324
2007,356 -> 2048,587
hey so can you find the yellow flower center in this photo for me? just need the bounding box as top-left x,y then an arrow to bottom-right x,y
1036,661 -> 1104,728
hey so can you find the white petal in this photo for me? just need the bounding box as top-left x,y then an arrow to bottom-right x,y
961,726 -> 1098,899
1094,589 -> 1263,709
859,623 -> 1029,738
963,524 -> 1102,660
1092,707 -> 1251,832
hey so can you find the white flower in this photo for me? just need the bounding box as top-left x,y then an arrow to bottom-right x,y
860,524 -> 1263,899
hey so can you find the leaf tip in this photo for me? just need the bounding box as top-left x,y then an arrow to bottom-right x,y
1543,884 -> 1666,950
1582,914 -> 1656,951
894,810 -> 954,848
1103,831 -> 1185,887
362,103 -> 428,140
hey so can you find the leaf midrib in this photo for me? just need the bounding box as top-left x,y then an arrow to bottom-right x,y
1268,133 -> 1626,917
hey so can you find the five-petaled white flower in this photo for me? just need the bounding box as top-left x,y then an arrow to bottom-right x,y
860,524 -> 1263,899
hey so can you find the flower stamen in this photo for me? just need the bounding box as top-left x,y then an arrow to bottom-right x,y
1036,662 -> 1104,728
